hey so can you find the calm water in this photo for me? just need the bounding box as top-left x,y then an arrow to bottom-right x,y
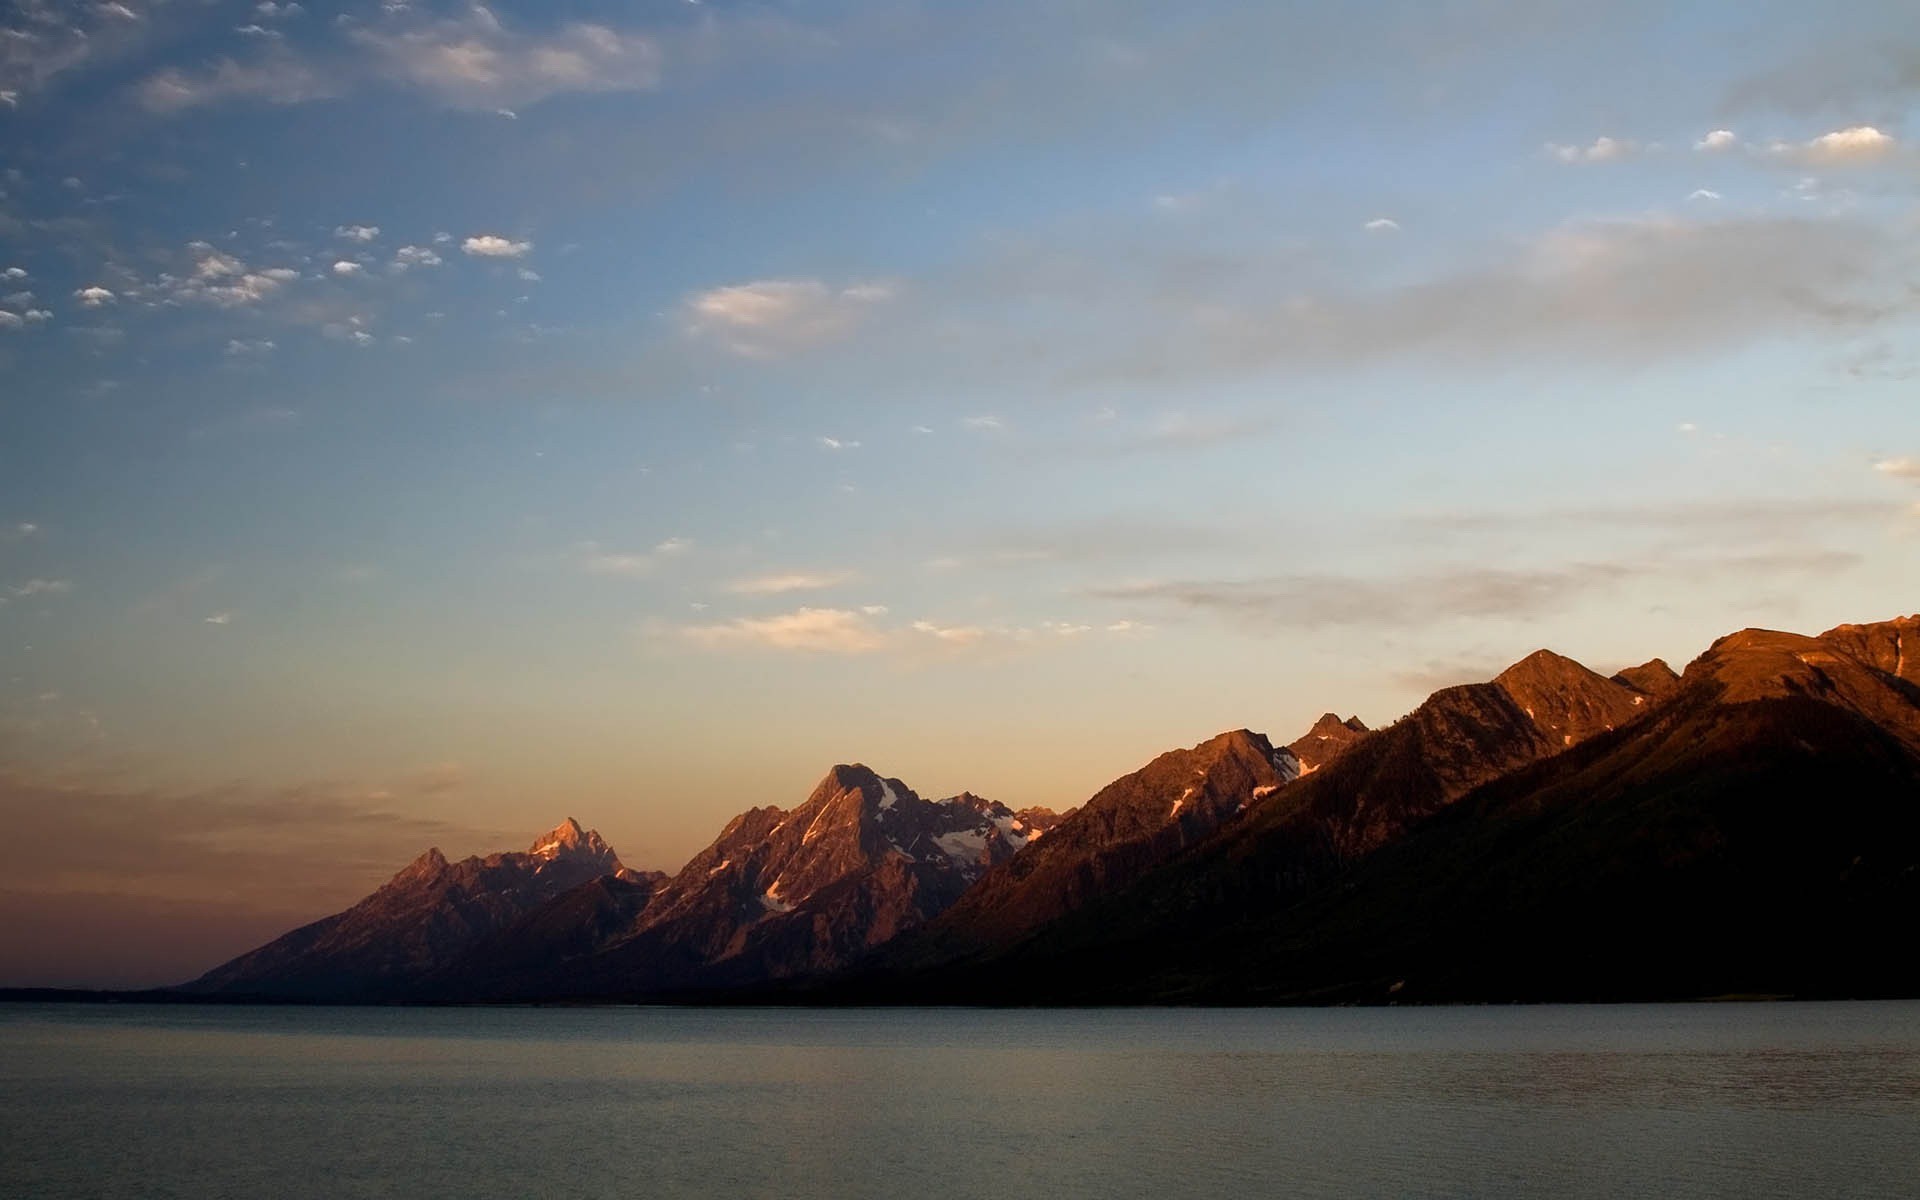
3,1002 -> 1917,1199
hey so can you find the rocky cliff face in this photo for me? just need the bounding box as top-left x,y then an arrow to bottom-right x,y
888,729 -> 1303,964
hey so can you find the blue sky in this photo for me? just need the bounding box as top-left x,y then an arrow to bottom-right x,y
4,0 -> 1920,984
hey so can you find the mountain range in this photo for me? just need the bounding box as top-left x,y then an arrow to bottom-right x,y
180,613 -> 1920,1004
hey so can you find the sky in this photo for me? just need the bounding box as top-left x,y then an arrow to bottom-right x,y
3,0 -> 1920,987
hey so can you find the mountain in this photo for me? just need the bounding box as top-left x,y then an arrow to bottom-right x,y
427,766 -> 1067,999
187,819 -> 646,999
1287,713 -> 1371,773
830,617 -> 1920,1004
879,729 -> 1302,967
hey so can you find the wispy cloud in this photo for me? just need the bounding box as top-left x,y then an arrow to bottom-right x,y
1090,549 -> 1860,633
580,537 -> 692,577
133,4 -> 661,115
727,571 -> 858,595
5,578 -> 73,600
685,278 -> 895,357
672,605 -> 1141,657
1546,135 -> 1633,163
681,606 -> 891,654
347,5 -> 662,111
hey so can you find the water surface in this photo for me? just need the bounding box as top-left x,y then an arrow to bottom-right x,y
3,1001 -> 1917,1198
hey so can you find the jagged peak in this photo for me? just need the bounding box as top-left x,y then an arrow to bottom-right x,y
527,818 -> 619,868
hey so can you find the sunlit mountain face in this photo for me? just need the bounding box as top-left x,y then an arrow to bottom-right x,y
4,1 -> 1920,989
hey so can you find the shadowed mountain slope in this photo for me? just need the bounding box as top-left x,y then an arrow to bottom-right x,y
825,619 -> 1920,1004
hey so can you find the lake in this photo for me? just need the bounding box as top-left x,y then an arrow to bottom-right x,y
3,1001 -> 1917,1198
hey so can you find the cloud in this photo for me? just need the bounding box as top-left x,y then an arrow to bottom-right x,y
5,578 -> 73,599
331,260 -> 364,276
392,245 -> 442,269
1876,458 -> 1920,482
73,286 -> 116,307
727,571 -> 857,595
347,6 -> 663,110
580,536 -> 691,577
1547,136 -> 1632,163
203,611 -> 234,625
816,436 -> 860,451
462,234 -> 531,258
137,52 -> 337,113
334,224 -> 380,242
1751,126 -> 1900,167
909,619 -> 992,646
1695,129 -> 1739,151
1687,189 -> 1722,202
1364,217 -> 1400,233
1802,125 -> 1897,162
961,415 -> 1005,432
1063,214 -> 1912,384
672,604 -> 1135,658
1089,549 -> 1860,633
681,607 -> 890,654
685,278 -> 895,357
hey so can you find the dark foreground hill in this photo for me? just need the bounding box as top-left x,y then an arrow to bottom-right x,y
822,619 -> 1920,1004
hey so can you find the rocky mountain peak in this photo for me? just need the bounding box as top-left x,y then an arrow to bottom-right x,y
527,817 -> 621,872
1611,658 -> 1681,700
1288,712 -> 1372,773
1493,648 -> 1646,747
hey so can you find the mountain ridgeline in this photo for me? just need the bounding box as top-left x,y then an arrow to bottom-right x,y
187,614 -> 1920,1004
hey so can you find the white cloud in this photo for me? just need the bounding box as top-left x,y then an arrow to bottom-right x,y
1364,217 -> 1400,233
2,268 -> 26,280
335,224 -> 380,242
1695,129 -> 1739,151
1803,125 -> 1896,163
0,312 -> 19,331
1548,136 -> 1632,164
331,260 -> 364,276
392,245 -> 442,269
728,571 -> 857,595
682,607 -> 890,654
1875,458 -> 1920,482
816,436 -> 860,451
74,286 -> 116,308
961,415 -> 1005,432
685,278 -> 895,357
1687,189 -> 1722,202
462,235 -> 532,258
